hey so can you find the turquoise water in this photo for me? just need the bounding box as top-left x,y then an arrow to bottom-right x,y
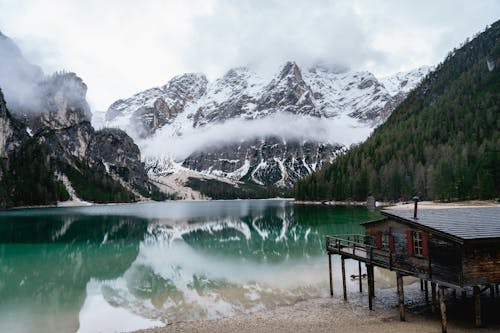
0,200 -> 381,333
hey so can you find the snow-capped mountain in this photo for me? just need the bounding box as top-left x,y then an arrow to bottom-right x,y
101,62 -> 431,189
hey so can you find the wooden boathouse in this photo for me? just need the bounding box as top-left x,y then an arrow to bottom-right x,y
326,203 -> 500,332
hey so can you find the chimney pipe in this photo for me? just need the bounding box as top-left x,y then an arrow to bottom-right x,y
413,196 -> 419,219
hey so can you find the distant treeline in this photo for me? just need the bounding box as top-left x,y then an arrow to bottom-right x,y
295,21 -> 500,202
187,177 -> 293,200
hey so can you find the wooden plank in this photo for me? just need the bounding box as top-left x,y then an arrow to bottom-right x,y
366,263 -> 373,310
439,286 -> 448,333
424,280 -> 429,304
474,286 -> 481,327
358,261 -> 363,293
342,256 -> 347,301
328,253 -> 333,297
370,265 -> 375,298
431,282 -> 437,313
397,272 -> 405,321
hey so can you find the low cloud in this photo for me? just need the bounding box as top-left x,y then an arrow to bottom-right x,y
140,112 -> 373,161
1,0 -> 499,110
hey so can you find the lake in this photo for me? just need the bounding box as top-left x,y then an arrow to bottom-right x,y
0,200 -> 381,333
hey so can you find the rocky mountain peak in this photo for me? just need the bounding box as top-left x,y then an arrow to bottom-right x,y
277,61 -> 303,81
162,73 -> 208,103
257,61 -> 317,116
27,72 -> 92,132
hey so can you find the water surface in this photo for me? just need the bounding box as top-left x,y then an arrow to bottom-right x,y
0,200 -> 381,333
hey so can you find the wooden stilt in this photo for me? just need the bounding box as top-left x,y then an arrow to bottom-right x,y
424,280 -> 429,304
431,282 -> 437,313
439,286 -> 447,333
461,289 -> 466,300
372,266 -> 375,297
474,286 -> 481,328
397,272 -> 405,321
358,261 -> 363,293
328,253 -> 333,297
366,263 -> 373,310
341,256 -> 347,301
496,284 -> 500,296
420,279 -> 424,291
490,285 -> 495,298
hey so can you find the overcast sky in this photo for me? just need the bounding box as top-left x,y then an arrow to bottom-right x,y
0,0 -> 498,110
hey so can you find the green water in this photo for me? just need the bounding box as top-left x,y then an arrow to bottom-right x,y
0,200 -> 381,333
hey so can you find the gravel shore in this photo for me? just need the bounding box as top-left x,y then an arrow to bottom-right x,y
134,294 -> 500,333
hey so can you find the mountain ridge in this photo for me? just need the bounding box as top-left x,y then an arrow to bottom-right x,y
100,62 -> 431,191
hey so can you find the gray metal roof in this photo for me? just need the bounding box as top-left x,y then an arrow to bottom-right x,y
381,206 -> 500,240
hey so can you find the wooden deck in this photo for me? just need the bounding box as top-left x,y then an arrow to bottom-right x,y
326,234 -> 431,278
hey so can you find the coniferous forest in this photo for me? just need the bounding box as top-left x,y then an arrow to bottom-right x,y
295,21 -> 500,202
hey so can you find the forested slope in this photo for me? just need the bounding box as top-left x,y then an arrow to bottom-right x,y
295,21 -> 500,202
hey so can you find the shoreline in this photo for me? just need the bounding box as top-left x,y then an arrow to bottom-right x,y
2,198 -> 498,211
133,290 -> 500,333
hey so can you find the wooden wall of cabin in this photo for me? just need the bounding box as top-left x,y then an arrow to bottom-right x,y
462,241 -> 500,286
365,219 -> 462,285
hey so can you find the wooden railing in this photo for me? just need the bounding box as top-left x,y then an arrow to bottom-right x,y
326,234 -> 395,270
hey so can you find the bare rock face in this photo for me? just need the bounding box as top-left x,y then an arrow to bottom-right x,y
257,62 -> 318,117
182,137 -> 344,187
0,89 -> 26,158
107,73 -> 208,136
89,128 -> 151,193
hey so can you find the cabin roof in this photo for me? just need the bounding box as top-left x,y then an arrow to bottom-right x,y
378,206 -> 500,240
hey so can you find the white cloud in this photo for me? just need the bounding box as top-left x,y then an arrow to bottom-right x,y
140,112 -> 373,161
0,0 -> 498,110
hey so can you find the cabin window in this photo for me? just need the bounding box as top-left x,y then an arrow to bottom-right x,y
382,234 -> 389,248
413,231 -> 423,256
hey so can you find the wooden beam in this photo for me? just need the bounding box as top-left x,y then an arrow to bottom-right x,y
366,263 -> 373,310
328,253 -> 333,297
397,272 -> 405,321
439,286 -> 447,333
474,286 -> 481,328
424,280 -> 429,304
358,261 -> 363,293
341,256 -> 347,302
431,282 -> 437,314
372,266 -> 375,294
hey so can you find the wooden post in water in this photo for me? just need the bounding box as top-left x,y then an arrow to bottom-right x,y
396,272 -> 405,321
358,261 -> 363,293
420,279 -> 424,291
439,286 -> 448,333
341,256 -> 347,301
328,253 -> 333,297
424,280 -> 429,304
474,286 -> 481,327
366,263 -> 373,310
431,282 -> 437,313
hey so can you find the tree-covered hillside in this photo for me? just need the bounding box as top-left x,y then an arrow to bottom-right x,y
295,21 -> 500,202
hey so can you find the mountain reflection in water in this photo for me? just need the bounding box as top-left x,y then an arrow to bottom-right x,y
0,200 -> 381,333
